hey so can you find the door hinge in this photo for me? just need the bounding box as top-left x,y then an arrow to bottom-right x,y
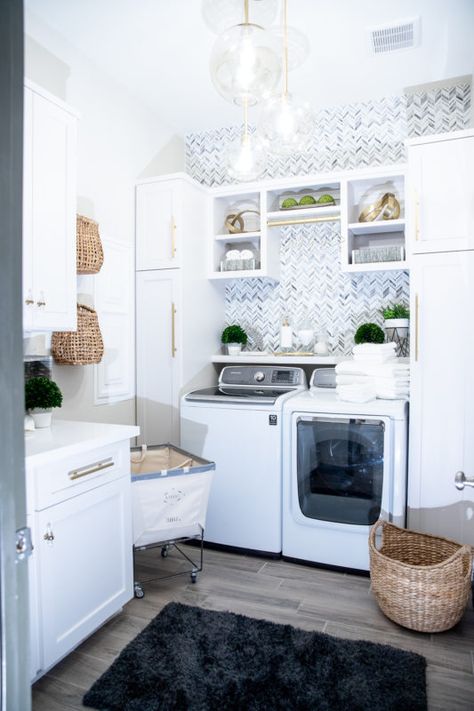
16,526 -> 33,562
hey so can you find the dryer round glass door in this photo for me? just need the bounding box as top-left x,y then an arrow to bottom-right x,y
296,417 -> 385,526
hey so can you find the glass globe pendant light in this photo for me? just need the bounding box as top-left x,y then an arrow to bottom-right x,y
257,0 -> 312,155
225,99 -> 266,181
209,0 -> 281,106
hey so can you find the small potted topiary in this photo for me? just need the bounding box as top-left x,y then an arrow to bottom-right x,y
221,325 -> 248,356
354,323 -> 385,344
25,376 -> 63,428
382,303 -> 410,338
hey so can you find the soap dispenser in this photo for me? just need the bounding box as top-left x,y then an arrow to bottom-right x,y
280,317 -> 293,350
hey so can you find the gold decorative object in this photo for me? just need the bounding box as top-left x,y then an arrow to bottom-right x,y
225,209 -> 260,234
358,192 -> 400,223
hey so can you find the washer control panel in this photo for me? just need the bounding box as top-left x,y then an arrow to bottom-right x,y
219,366 -> 306,389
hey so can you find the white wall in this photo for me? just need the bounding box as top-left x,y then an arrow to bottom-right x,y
25,11 -> 185,425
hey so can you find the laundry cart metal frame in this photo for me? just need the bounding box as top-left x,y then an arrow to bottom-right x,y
131,444 -> 215,598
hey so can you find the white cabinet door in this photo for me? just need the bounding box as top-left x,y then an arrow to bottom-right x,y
36,477 -> 133,671
408,251 -> 474,545
23,88 -> 35,331
136,182 -> 181,270
30,90 -> 77,331
136,269 -> 181,445
408,134 -> 474,254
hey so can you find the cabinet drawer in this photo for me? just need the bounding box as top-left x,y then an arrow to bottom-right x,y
29,441 -> 129,510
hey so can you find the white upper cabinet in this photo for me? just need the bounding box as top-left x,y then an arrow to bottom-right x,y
136,179 -> 181,270
23,82 -> 78,332
407,130 -> 474,254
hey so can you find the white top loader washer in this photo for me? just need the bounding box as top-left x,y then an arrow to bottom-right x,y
282,371 -> 408,571
181,366 -> 307,555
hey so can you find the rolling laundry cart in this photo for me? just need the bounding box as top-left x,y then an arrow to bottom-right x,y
131,444 -> 215,598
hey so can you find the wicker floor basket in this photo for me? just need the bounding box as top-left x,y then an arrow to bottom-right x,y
52,304 -> 104,365
77,214 -> 104,274
369,520 -> 472,633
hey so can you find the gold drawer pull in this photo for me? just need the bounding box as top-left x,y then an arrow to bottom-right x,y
171,302 -> 177,358
69,458 -> 114,481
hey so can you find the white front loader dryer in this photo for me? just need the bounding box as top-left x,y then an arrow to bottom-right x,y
282,374 -> 408,571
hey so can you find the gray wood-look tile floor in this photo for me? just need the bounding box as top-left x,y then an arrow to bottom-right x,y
32,546 -> 474,710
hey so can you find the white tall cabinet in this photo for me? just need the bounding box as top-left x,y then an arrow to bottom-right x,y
407,130 -> 474,545
23,81 -> 78,332
135,174 -> 223,445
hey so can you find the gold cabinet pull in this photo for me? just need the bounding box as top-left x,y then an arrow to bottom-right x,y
43,524 -> 54,542
68,458 -> 114,481
171,302 -> 177,358
415,293 -> 420,362
171,217 -> 177,259
267,215 -> 340,228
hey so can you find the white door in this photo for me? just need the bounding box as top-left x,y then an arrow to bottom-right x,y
136,182 -> 181,270
30,91 -> 77,331
37,477 -> 133,672
23,88 -> 34,330
408,134 -> 474,254
136,269 -> 181,445
408,251 -> 474,545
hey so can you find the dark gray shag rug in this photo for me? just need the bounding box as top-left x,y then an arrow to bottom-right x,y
83,602 -> 427,711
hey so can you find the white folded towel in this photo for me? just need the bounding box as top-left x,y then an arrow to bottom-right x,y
336,361 -> 410,378
335,374 -> 410,387
353,354 -> 398,364
377,390 -> 409,400
336,384 -> 377,403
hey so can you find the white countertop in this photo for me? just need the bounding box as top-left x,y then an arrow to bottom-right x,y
25,419 -> 140,466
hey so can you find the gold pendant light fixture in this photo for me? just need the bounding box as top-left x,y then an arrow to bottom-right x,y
257,0 -> 312,156
209,0 -> 282,106
206,0 -> 311,180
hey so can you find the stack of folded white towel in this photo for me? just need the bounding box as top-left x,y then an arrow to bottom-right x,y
335,343 -> 410,403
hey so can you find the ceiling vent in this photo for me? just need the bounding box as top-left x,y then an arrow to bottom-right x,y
369,17 -> 421,55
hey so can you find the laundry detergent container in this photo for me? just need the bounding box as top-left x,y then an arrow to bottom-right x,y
369,520 -> 472,632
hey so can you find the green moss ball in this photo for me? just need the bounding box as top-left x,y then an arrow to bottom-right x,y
318,194 -> 335,205
299,195 -> 317,206
354,323 -> 385,344
281,197 -> 298,209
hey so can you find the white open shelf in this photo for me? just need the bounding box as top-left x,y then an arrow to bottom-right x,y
212,353 -> 347,365
267,204 -> 341,223
214,231 -> 261,242
348,218 -> 405,235
208,165 -> 408,280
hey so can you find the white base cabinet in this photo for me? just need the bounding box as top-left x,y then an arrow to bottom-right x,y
23,81 -> 77,333
26,425 -> 137,680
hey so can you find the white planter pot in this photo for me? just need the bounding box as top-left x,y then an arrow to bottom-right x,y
30,408 -> 52,428
226,343 -> 242,356
384,318 -> 409,338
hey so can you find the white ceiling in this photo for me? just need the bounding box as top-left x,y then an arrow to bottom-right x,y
25,0 -> 474,134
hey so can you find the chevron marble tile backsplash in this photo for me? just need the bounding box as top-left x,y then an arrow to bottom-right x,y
185,84 -> 470,354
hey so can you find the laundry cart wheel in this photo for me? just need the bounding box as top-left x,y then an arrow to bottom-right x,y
161,545 -> 169,558
190,571 -> 198,584
134,583 -> 145,599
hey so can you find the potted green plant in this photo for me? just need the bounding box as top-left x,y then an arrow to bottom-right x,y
221,324 -> 248,356
25,376 -> 63,428
382,303 -> 410,338
354,323 -> 385,344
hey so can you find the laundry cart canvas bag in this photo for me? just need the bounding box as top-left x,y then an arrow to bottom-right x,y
130,444 -> 215,596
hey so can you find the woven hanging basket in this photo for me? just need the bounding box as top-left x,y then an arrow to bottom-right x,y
52,304 -> 104,365
76,214 -> 104,274
369,520 -> 472,633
